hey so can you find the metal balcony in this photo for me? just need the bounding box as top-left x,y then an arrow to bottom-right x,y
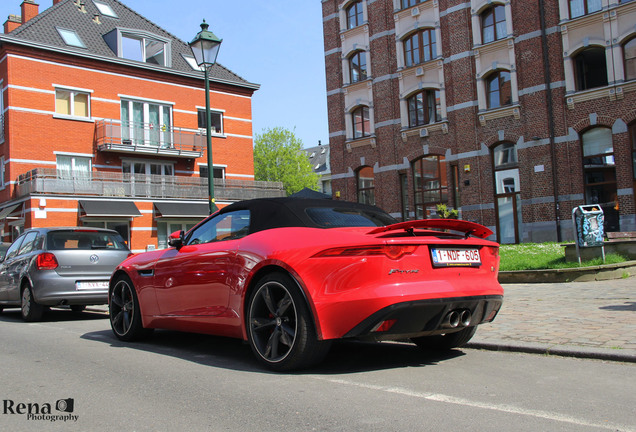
95,119 -> 206,158
15,168 -> 285,201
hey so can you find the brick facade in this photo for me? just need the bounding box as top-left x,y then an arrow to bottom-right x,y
322,0 -> 636,243
0,0 -> 284,252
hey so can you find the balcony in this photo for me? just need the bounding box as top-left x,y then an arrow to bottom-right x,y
96,119 -> 206,158
15,168 -> 285,201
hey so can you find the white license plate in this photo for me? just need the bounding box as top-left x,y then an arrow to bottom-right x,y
75,281 -> 109,290
431,248 -> 481,267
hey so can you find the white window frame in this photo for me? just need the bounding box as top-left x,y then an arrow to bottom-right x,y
120,98 -> 173,147
114,28 -> 171,67
54,86 -> 93,120
197,107 -> 225,136
93,0 -> 118,18
56,27 -> 86,48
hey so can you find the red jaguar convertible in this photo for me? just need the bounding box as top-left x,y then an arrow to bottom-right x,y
109,198 -> 503,371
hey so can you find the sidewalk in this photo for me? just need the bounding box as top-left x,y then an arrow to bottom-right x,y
468,276 -> 636,363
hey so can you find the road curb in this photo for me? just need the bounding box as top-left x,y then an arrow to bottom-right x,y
467,339 -> 636,363
498,260 -> 636,284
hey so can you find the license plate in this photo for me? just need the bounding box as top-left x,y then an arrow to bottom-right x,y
431,248 -> 481,267
75,281 -> 109,290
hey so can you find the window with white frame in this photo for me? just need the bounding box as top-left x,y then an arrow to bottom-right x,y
121,99 -> 172,147
106,28 -> 170,66
57,28 -> 86,48
56,155 -> 91,180
197,109 -> 224,134
199,165 -> 225,180
93,0 -> 118,18
55,88 -> 91,118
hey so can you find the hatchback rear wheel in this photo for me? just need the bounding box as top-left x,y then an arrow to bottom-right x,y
247,272 -> 330,371
109,274 -> 152,341
21,285 -> 44,322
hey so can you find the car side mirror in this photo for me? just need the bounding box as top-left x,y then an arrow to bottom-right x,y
168,230 -> 184,249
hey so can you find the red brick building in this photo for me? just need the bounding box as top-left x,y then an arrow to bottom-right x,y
0,0 -> 283,252
322,0 -> 636,243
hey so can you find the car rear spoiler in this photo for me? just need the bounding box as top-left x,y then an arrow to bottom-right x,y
368,219 -> 493,239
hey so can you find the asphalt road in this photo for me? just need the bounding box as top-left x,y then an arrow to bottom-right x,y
1,307 -> 635,432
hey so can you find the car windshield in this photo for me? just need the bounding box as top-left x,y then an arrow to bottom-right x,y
305,207 -> 396,228
47,230 -> 129,250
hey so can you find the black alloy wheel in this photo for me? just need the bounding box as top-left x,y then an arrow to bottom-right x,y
109,275 -> 152,341
247,272 -> 330,371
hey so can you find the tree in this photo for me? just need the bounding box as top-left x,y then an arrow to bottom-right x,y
254,127 -> 319,196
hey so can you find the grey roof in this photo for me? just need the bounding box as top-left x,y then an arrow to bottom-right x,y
0,0 -> 258,90
304,144 -> 330,174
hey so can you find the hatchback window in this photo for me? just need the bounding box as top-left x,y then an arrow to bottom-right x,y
17,231 -> 38,255
3,235 -> 26,261
305,207 -> 396,228
47,230 -> 128,250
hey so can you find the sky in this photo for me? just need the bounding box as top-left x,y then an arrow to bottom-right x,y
132,0 -> 330,148
2,0 -> 330,148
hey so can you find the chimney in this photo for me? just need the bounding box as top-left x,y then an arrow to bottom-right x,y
21,0 -> 39,25
4,14 -> 21,33
53,0 -> 63,4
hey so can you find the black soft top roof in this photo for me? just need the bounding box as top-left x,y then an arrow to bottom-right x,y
218,198 -> 395,234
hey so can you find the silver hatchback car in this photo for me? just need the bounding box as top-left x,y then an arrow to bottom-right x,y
0,227 -> 131,321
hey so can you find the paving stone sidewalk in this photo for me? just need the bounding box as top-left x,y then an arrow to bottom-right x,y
468,276 -> 636,362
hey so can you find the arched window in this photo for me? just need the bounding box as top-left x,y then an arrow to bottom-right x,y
574,47 -> 608,91
630,122 -> 636,202
582,127 -> 619,231
403,28 -> 436,67
412,155 -> 447,219
357,166 -> 375,205
352,106 -> 370,139
624,37 -> 636,81
407,89 -> 440,127
346,1 -> 364,29
569,0 -> 602,19
487,70 -> 512,109
492,142 -> 521,244
349,51 -> 367,83
481,5 -> 507,44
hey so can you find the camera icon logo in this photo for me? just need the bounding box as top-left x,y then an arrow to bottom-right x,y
56,399 -> 74,413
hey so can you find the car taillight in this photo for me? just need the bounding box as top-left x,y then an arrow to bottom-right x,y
313,245 -> 417,260
36,252 -> 59,270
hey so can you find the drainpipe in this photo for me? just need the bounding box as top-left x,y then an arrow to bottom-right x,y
539,0 -> 562,242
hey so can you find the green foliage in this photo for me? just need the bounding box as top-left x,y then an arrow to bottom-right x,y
498,242 -> 628,271
435,203 -> 459,219
253,127 -> 320,196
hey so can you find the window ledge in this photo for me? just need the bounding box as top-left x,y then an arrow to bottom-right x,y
473,36 -> 514,54
398,59 -> 442,77
53,114 -> 94,123
565,84 -> 630,109
478,104 -> 520,125
401,121 -> 449,141
345,135 -> 376,153
344,78 -> 372,91
340,23 -> 369,39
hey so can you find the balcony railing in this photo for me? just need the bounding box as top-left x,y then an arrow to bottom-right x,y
15,168 -> 285,201
95,119 -> 206,158
0,113 -> 4,143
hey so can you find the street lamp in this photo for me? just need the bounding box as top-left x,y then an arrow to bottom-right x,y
189,19 -> 222,214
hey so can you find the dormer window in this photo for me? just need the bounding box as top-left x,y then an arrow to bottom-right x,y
57,28 -> 85,48
93,0 -> 117,18
105,28 -> 171,67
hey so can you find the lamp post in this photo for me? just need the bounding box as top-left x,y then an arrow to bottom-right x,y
189,20 -> 222,214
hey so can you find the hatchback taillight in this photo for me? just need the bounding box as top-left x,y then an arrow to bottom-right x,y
36,252 -> 58,270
